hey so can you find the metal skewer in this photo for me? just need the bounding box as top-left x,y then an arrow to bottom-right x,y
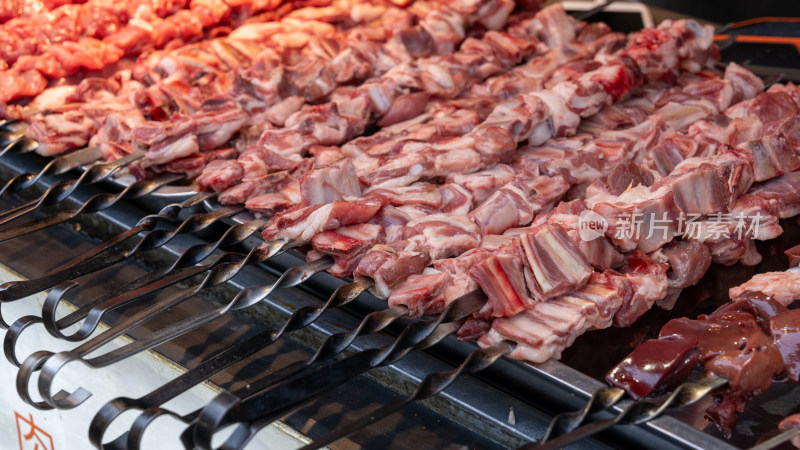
14,240 -> 294,409
0,150 -> 145,225
190,290 -> 486,450
302,339 -> 517,450
2,213 -> 269,360
0,173 -> 184,244
538,386 -> 626,443
157,292 -> 410,450
524,376 -> 729,450
750,426 -> 800,450
42,191 -> 214,276
0,146 -> 102,197
0,202 -> 247,306
87,278 -> 372,449
0,130 -> 36,158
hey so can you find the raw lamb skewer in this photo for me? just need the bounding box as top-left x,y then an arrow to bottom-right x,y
234,14 -> 715,221
319,78 -> 800,362
257,26 -> 731,303
0,0 -> 84,25
126,0 -> 542,176
211,14 -> 621,211
0,0 -> 339,104
474,97 -> 800,364
19,0 -> 441,156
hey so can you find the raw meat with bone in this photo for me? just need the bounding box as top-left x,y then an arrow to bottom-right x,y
262,19 -> 723,317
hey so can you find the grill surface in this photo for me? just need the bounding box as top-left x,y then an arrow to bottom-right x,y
2,6 -> 800,449
0,130 -> 753,450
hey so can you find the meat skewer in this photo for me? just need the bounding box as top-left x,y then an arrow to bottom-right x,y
0,4 -> 615,301
19,0 -> 512,161
0,0 -> 337,104
0,14 -> 724,364
0,0 -> 84,25
268,60 -> 744,320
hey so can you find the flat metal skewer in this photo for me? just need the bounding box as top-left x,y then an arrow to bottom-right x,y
525,376 -> 729,450
14,240 -> 290,409
87,278 -> 373,449
159,293 -> 410,450
0,150 -> 145,226
0,173 -> 184,244
538,386 -> 626,443
0,203 -> 248,306
191,290 -> 486,450
302,339 -> 517,450
0,146 -> 102,197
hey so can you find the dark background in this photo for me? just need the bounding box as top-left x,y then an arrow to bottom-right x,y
641,0 -> 799,24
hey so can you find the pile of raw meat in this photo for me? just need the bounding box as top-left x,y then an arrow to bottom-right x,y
4,0 -> 800,437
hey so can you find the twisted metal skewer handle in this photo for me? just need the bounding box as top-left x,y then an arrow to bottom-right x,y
0,150 -> 144,225
4,216 -> 265,362
195,320 -> 467,450
303,339 -> 517,450
81,256 -> 333,370
191,290 -> 486,450
0,199 -> 236,305
0,132 -> 37,158
2,206 -> 242,363
44,216 -> 265,337
540,386 -> 626,442
0,146 -> 102,197
44,191 -> 213,275
88,278 -> 371,449
0,173 -> 184,244
20,241 -> 288,409
531,376 -> 729,450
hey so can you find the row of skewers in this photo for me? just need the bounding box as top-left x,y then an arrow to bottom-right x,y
1,0 -> 800,447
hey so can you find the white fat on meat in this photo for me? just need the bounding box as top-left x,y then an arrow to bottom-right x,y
530,90 -> 579,136
446,164 -> 516,206
29,85 -> 77,113
300,158 -> 362,205
29,111 -> 95,156
479,301 -> 587,363
730,267 -> 800,306
406,214 -> 481,260
519,224 -> 592,301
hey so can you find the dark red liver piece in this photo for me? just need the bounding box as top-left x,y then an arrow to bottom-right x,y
605,336 -> 699,399
786,244 -> 800,267
770,309 -> 800,382
712,295 -> 789,331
